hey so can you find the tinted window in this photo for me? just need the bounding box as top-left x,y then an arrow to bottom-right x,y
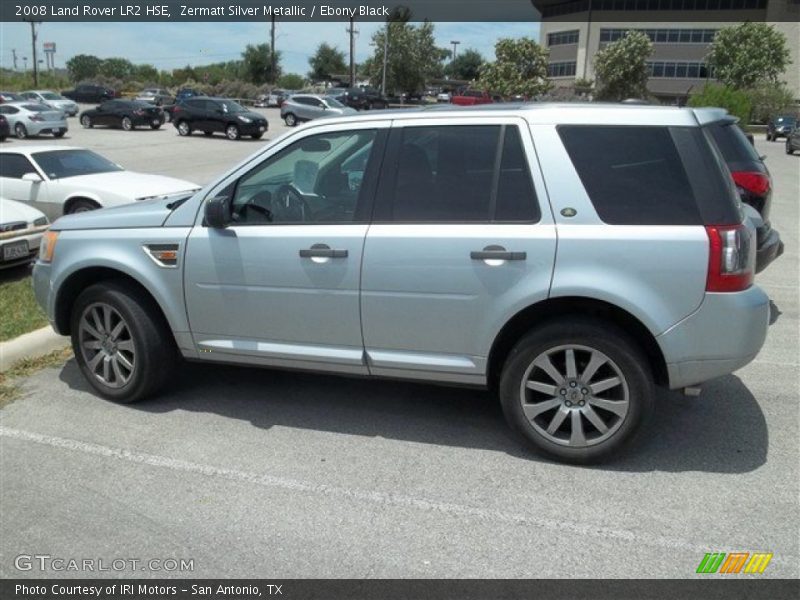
558,125 -> 701,225
0,154 -> 37,179
32,149 -> 123,179
706,122 -> 760,164
230,129 -> 378,225
382,125 -> 539,223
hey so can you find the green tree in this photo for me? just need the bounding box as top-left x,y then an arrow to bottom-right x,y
594,31 -> 653,101
445,48 -> 484,81
707,22 -> 791,89
478,37 -> 551,98
308,43 -> 347,82
66,54 -> 102,82
133,64 -> 159,84
363,21 -> 446,95
242,44 -> 282,84
745,82 -> 795,123
688,84 -> 752,124
99,57 -> 134,80
278,73 -> 306,90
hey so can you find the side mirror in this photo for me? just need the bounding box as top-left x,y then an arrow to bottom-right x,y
204,195 -> 231,228
22,172 -> 42,183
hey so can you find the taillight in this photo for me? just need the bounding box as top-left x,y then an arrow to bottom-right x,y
731,171 -> 770,196
705,224 -> 753,292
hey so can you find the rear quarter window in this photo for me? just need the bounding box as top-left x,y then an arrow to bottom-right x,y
558,125 -> 739,226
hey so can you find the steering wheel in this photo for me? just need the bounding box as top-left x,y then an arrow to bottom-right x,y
275,184 -> 312,222
240,201 -> 273,221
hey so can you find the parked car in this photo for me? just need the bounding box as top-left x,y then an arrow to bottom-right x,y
451,90 -> 493,106
705,113 -> 783,273
31,104 -> 771,464
436,91 -> 452,103
0,145 -> 199,219
0,92 -> 24,103
357,86 -> 389,109
171,97 -> 268,140
0,197 -> 49,269
326,87 -> 369,110
135,88 -> 174,106
785,126 -> 800,155
766,114 -> 796,141
280,94 -> 356,126
19,90 -> 80,116
61,84 -> 117,104
80,100 -> 164,131
0,115 -> 8,141
0,102 -> 68,139
265,89 -> 290,107
175,88 -> 204,102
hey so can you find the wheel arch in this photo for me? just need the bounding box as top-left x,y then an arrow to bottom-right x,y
487,296 -> 668,392
63,194 -> 103,213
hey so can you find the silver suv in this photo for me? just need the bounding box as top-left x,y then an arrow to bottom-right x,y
32,104 -> 770,463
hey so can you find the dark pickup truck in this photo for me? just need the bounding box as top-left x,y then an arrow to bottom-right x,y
62,84 -> 118,104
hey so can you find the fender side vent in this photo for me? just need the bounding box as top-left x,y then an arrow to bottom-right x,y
143,243 -> 180,268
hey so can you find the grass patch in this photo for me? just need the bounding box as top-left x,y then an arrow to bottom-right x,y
0,346 -> 73,408
0,269 -> 48,342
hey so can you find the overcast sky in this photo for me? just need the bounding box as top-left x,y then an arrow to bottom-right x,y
0,21 -> 540,75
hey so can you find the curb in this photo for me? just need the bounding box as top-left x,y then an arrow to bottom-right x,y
0,327 -> 70,372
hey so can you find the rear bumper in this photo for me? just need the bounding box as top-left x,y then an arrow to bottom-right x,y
29,120 -> 68,135
657,286 -> 770,389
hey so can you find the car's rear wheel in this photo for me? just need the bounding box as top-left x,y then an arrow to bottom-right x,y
787,140 -> 795,155
225,124 -> 241,140
71,280 -> 177,403
121,116 -> 134,131
14,123 -> 28,139
80,115 -> 93,128
53,129 -> 66,138
176,120 -> 191,136
498,318 -> 654,464
284,113 -> 297,127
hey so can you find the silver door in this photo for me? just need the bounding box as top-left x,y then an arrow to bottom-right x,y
360,117 -> 557,385
184,123 -> 388,374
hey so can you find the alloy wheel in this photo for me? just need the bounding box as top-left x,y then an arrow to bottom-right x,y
78,302 -> 136,389
122,117 -> 133,131
519,344 -> 630,448
15,123 -> 27,139
226,125 -> 239,140
177,121 -> 190,136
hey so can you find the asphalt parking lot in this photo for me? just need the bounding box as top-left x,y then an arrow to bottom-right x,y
0,113 -> 798,578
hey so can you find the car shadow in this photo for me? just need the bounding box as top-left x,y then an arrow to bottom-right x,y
58,359 -> 767,474
0,263 -> 33,283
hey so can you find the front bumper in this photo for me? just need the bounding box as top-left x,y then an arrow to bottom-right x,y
32,261 -> 56,329
0,227 -> 45,269
658,286 -> 770,389
238,121 -> 269,134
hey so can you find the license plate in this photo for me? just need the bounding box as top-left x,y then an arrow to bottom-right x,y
2,240 -> 29,261
259,125 -> 265,131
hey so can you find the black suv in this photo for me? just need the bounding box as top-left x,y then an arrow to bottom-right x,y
325,87 -> 369,110
171,97 -> 268,140
766,114 -> 797,141
62,84 -> 117,104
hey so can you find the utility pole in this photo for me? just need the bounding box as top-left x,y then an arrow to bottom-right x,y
347,17 -> 357,87
450,40 -> 460,63
23,19 -> 41,86
381,25 -> 389,95
11,49 -> 18,71
270,14 -> 276,84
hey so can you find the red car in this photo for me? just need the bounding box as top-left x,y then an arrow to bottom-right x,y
451,90 -> 493,106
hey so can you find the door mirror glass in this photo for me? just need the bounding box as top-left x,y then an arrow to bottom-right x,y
204,195 -> 231,228
22,172 -> 43,183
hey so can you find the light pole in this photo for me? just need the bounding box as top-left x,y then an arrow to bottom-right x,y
450,40 -> 460,63
381,25 -> 390,95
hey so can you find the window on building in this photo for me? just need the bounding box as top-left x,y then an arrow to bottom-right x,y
547,30 -> 580,46
547,61 -> 577,77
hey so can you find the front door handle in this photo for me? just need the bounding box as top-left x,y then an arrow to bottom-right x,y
470,246 -> 526,261
300,244 -> 348,259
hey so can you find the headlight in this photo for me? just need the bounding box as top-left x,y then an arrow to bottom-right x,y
33,216 -> 49,227
39,230 -> 59,263
237,116 -> 252,123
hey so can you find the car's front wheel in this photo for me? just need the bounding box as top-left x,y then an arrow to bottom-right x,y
787,140 -> 795,155
71,280 -> 177,403
176,120 -> 191,136
498,318 -> 654,464
225,124 -> 241,140
80,115 -> 93,128
121,116 -> 134,131
284,113 -> 297,127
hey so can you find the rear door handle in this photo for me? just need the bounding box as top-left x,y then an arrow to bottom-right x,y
471,246 -> 526,261
300,245 -> 348,259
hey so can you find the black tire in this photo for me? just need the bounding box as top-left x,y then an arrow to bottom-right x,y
176,120 -> 191,136
80,115 -> 93,128
0,135 -> 6,142
66,198 -> 101,214
14,123 -> 27,139
284,113 -> 297,127
53,129 -> 66,138
121,116 -> 134,131
498,318 -> 654,464
150,123 -> 161,130
70,280 -> 177,403
225,123 -> 241,140
786,141 -> 795,155
766,133 -> 772,141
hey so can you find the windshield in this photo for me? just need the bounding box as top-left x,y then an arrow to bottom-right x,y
219,100 -> 247,113
776,116 -> 796,124
41,92 -> 61,100
325,97 -> 346,109
32,149 -> 124,179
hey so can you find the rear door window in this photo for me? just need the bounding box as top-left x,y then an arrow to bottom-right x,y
706,121 -> 760,165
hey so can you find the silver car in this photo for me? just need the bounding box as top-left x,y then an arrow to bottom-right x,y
20,90 -> 79,116
280,94 -> 356,127
135,88 -> 173,106
0,102 -> 68,139
32,105 -> 770,464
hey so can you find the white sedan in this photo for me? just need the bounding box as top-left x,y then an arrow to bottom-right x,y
0,146 -> 200,220
0,197 -> 49,268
